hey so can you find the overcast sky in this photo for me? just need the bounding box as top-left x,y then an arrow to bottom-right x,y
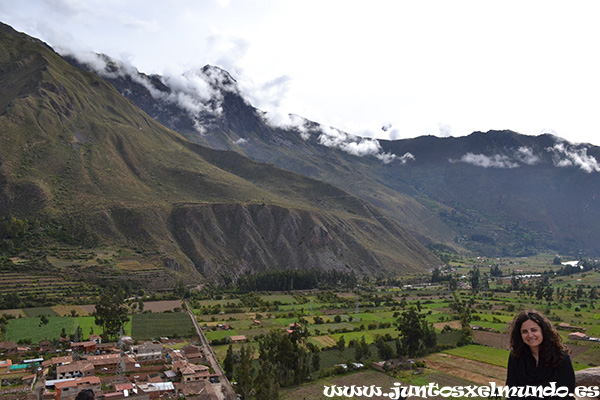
2,0 -> 600,146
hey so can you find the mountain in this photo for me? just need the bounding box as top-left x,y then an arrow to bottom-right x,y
0,22 -> 441,289
64,51 -> 600,257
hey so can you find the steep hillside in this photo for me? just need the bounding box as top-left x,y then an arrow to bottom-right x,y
70,53 -> 600,257
0,23 -> 440,288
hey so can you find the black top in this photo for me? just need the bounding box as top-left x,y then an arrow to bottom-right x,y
506,348 -> 575,400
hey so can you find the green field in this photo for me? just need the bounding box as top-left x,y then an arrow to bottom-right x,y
5,316 -> 76,342
205,329 -> 240,341
131,312 -> 194,340
443,344 -> 510,367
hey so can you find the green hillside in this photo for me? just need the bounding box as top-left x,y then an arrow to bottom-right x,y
0,22 -> 440,293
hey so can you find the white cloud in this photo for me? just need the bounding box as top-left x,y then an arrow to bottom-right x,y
451,153 -> 520,169
66,52 -> 232,133
546,142 -> 600,173
234,138 -> 248,145
438,123 -> 452,138
396,152 -> 416,164
261,112 -> 311,140
317,126 -> 399,163
514,146 -> 540,165
450,146 -> 544,169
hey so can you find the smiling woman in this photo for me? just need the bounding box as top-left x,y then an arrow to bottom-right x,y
506,310 -> 575,400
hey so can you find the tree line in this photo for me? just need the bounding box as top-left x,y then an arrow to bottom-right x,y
235,268 -> 358,292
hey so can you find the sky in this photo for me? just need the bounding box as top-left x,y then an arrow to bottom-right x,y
1,0 -> 600,146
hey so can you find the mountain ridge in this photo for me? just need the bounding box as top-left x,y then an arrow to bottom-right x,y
62,49 -> 600,257
0,22 -> 440,288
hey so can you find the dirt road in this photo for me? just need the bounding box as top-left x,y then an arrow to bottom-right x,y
185,300 -> 237,400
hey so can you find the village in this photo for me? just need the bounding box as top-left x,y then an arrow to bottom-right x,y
0,335 -> 220,400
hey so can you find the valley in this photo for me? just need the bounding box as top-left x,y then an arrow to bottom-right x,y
2,254 -> 600,399
2,19 -> 600,400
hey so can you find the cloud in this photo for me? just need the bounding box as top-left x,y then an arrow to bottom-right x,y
206,34 -> 249,78
397,152 -> 416,164
451,153 -> 520,169
67,52 -> 231,133
381,122 -> 401,140
515,146 -> 540,165
234,138 -> 248,145
546,142 -> 600,173
252,75 -> 293,108
317,126 -> 399,163
450,146 -> 542,169
438,123 -> 452,138
261,112 -> 312,140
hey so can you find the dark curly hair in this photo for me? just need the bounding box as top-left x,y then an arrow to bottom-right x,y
508,310 -> 568,367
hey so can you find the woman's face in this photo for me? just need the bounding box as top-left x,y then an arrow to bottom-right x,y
520,319 -> 544,350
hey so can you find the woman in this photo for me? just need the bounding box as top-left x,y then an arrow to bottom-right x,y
506,310 -> 575,400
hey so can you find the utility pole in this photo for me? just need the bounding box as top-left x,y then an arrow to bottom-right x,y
355,285 -> 360,322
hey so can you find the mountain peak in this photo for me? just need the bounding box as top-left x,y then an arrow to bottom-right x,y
201,64 -> 237,87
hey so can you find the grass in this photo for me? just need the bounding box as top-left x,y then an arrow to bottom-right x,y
5,316 -> 75,342
76,316 -> 102,339
205,330 -> 240,341
442,344 -> 510,367
131,312 -> 194,340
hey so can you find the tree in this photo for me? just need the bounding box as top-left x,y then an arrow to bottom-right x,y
39,315 -> 49,326
336,335 -> 346,351
544,285 -> 554,302
224,344 -> 234,380
93,288 -> 130,340
255,360 -> 279,400
311,348 -> 321,372
553,254 -> 562,265
469,266 -> 480,293
490,264 -> 502,277
375,336 -> 394,360
235,344 -> 255,400
397,307 -> 437,358
355,335 -> 370,362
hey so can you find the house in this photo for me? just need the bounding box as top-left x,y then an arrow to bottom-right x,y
166,348 -> 186,364
50,356 -> 74,366
568,332 -> 589,341
131,342 -> 164,362
253,320 -> 262,325
137,381 -> 175,399
119,336 -> 135,345
21,374 -> 36,386
164,370 -> 177,381
0,341 -> 18,354
96,342 -> 118,353
181,344 -> 204,364
371,358 -> 407,372
70,341 -> 96,353
38,340 -> 53,352
87,353 -> 122,373
0,358 -> 12,373
217,324 -> 231,331
176,380 -> 218,400
286,323 -> 302,334
558,322 -> 586,332
57,360 -> 95,379
114,383 -> 135,393
172,361 -> 210,382
89,334 -> 102,344
229,335 -> 246,343
53,376 -> 101,400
